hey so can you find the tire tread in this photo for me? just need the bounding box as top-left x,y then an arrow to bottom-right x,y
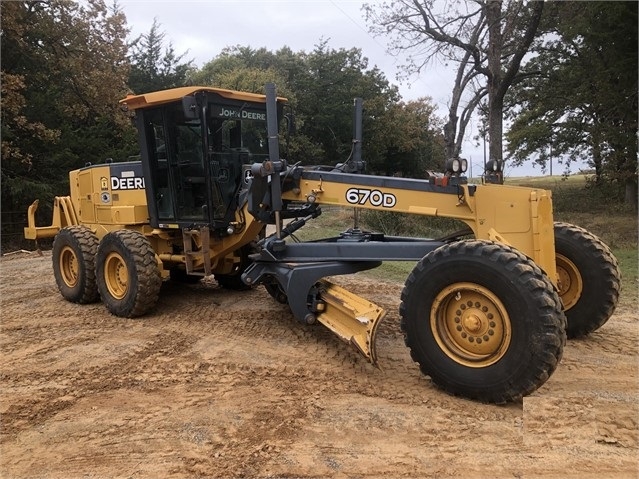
97,230 -> 161,318
52,226 -> 99,304
400,240 -> 566,403
554,222 -> 621,338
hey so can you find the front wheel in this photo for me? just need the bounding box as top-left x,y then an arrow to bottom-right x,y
400,240 -> 566,403
96,230 -> 161,318
554,222 -> 621,338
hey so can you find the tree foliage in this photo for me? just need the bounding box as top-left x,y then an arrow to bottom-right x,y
192,41 -> 444,177
1,0 -> 132,239
380,98 -> 446,176
127,18 -> 193,94
1,3 -> 446,248
506,1 -> 637,203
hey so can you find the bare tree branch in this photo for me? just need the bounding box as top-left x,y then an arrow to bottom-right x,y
499,1 -> 544,100
411,0 -> 489,76
365,0 -> 546,175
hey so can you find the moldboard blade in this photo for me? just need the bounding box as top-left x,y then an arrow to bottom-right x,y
315,279 -> 386,365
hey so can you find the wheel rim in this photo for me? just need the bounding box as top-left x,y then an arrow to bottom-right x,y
104,252 -> 129,300
430,282 -> 511,368
59,246 -> 79,287
556,254 -> 583,310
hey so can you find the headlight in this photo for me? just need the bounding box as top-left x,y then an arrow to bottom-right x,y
486,160 -> 503,172
445,158 -> 461,173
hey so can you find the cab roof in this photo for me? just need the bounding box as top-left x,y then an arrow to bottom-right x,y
119,86 -> 287,111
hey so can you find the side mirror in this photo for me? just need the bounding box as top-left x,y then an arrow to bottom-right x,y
182,96 -> 198,120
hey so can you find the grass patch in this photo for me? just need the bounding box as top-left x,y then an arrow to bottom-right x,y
359,261 -> 417,284
359,210 -> 467,239
615,249 -> 638,285
613,248 -> 639,307
512,175 -> 637,249
286,206 -> 353,241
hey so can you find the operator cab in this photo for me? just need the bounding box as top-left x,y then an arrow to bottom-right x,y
121,87 -> 286,233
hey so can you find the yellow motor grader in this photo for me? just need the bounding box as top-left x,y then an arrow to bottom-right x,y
24,84 -> 620,403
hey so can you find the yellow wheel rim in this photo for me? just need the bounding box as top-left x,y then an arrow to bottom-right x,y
556,254 -> 583,310
59,246 -> 79,288
104,252 -> 128,300
430,282 -> 511,368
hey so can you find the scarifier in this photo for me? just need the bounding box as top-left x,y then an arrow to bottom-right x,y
25,83 -> 621,403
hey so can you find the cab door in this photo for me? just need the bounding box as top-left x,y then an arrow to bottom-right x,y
141,104 -> 215,227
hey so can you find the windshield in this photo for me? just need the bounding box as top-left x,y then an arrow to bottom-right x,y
207,103 -> 269,158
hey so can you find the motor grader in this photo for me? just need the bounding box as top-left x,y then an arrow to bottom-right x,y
24,83 -> 620,404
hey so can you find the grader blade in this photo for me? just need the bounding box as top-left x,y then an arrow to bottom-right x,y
315,279 -> 386,365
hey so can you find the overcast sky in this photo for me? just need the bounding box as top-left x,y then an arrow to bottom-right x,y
118,0 -> 570,177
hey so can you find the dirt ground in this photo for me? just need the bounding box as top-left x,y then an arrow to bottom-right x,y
1,250 -> 637,479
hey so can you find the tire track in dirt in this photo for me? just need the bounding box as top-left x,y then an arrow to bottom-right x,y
1,266 -> 474,447
2,251 -> 637,478
0,270 -> 423,440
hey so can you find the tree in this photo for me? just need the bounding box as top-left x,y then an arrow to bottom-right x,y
291,41 -> 402,168
1,0 -> 132,245
506,1 -> 638,205
364,0 -> 544,179
381,98 -> 446,177
127,18 -> 193,93
191,46 -> 294,99
190,41 -> 445,177
194,45 -> 305,92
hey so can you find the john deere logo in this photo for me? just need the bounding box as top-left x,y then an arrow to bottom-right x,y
100,177 -> 109,190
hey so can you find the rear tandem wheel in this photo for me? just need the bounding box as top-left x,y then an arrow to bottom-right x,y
169,267 -> 202,284
52,226 -> 100,304
215,244 -> 254,291
400,240 -> 566,403
95,230 -> 162,318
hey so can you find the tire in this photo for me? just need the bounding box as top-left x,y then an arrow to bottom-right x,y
400,240 -> 566,403
554,222 -> 621,338
52,226 -> 99,304
96,230 -> 161,318
215,245 -> 253,291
